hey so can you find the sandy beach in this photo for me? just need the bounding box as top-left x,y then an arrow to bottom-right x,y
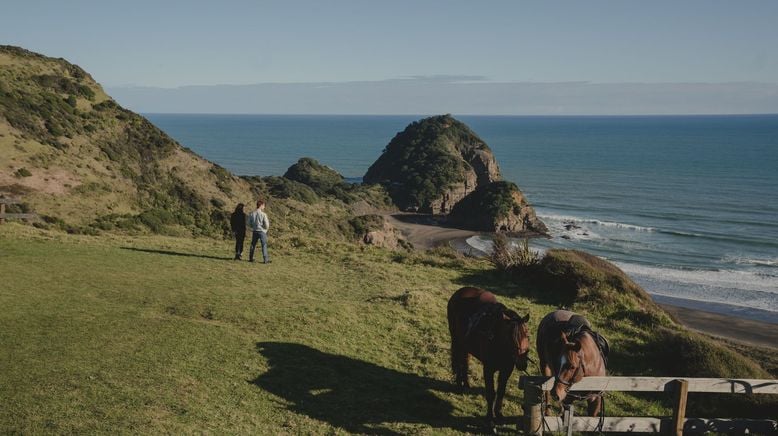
383,213 -> 479,250
387,214 -> 777,350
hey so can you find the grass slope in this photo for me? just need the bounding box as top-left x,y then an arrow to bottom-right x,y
0,224 -> 673,434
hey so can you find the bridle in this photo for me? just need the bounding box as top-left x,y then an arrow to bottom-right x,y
554,339 -> 586,392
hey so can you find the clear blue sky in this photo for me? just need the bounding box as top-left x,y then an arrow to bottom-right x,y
3,0 -> 777,87
3,1 -> 777,114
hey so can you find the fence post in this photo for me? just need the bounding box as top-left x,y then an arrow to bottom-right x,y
670,379 -> 689,436
0,202 -> 5,224
563,404 -> 574,436
523,379 -> 543,435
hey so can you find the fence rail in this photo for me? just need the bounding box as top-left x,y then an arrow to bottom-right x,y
519,375 -> 778,435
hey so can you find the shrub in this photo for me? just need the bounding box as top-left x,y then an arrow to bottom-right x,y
14,168 -> 32,178
346,214 -> 384,239
138,208 -> 176,233
262,176 -> 318,204
490,234 -> 540,272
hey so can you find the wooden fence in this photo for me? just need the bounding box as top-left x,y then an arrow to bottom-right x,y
519,375 -> 778,435
0,198 -> 38,224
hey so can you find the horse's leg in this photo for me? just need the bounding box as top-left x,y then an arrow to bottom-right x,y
587,394 -> 602,417
461,350 -> 470,388
483,366 -> 497,433
493,366 -> 513,423
540,353 -> 554,416
451,338 -> 463,387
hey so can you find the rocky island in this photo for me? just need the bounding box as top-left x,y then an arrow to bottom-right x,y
364,115 -> 548,234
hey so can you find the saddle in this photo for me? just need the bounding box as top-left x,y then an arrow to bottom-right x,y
465,302 -> 506,341
562,315 -> 610,366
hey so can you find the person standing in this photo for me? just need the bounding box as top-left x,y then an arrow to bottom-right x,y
230,203 -> 246,260
248,199 -> 271,264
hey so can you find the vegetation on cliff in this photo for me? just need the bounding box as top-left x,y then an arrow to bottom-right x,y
0,45 -> 258,236
283,157 -> 346,196
363,114 -> 491,212
0,47 -> 387,240
448,181 -> 548,233
283,157 -> 394,208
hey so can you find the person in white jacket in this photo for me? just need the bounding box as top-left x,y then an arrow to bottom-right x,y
247,199 -> 271,263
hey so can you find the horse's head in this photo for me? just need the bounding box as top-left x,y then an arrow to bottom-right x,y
551,331 -> 585,402
501,310 -> 531,371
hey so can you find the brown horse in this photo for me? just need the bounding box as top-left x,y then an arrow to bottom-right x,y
537,310 -> 608,416
447,287 -> 530,431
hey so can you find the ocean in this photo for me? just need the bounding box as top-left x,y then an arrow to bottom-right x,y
145,114 -> 778,323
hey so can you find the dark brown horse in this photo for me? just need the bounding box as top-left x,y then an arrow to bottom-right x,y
447,287 -> 530,431
537,310 -> 608,416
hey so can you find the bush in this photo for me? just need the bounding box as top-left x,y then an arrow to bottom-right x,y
490,234 -> 540,272
138,209 -> 176,233
347,214 -> 383,235
14,167 -> 32,178
262,176 -> 318,204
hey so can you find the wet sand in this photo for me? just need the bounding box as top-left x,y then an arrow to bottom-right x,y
660,304 -> 777,349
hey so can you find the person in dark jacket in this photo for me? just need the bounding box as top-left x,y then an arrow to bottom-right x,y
230,203 -> 246,260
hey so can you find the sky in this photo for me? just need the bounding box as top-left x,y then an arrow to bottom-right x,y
2,0 -> 778,114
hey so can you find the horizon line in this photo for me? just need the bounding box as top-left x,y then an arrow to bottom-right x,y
140,112 -> 778,117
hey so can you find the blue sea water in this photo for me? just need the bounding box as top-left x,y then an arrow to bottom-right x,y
146,114 -> 778,323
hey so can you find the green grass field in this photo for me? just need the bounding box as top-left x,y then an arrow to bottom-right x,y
1,223 -> 759,434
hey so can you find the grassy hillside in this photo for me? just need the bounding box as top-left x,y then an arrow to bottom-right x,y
0,46 -> 259,235
0,46 -> 387,240
2,224 -> 775,434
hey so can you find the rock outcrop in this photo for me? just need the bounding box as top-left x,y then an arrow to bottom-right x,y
347,214 -> 409,250
364,115 -> 547,235
364,115 -> 500,214
448,181 -> 548,234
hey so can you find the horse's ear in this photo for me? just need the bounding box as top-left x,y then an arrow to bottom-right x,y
522,313 -> 530,323
560,331 -> 569,344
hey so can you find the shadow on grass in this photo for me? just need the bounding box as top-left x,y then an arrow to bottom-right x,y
251,342 -> 489,435
120,246 -> 232,261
